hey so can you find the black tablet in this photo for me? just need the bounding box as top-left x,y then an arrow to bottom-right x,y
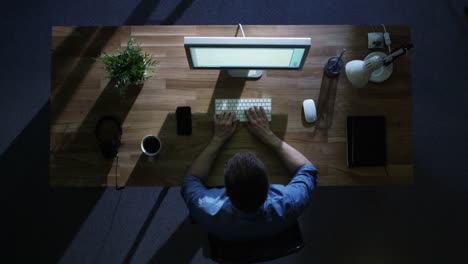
347,116 -> 386,167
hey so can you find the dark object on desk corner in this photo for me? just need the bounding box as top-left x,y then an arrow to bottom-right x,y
347,116 -> 386,167
465,6 -> 468,16
208,221 -> 304,263
176,106 -> 192,135
95,115 -> 122,159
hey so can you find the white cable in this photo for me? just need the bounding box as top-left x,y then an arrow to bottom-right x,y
238,23 -> 246,38
382,24 -> 391,53
381,24 -> 387,33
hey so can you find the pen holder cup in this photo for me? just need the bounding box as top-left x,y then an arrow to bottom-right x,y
325,56 -> 344,78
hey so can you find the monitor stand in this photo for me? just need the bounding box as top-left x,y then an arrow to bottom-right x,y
227,69 -> 263,79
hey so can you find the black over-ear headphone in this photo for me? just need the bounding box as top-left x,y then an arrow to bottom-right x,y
94,115 -> 122,159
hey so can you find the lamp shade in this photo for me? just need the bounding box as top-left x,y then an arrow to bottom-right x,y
345,60 -> 371,88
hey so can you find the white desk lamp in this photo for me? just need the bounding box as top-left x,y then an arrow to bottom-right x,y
345,44 -> 413,88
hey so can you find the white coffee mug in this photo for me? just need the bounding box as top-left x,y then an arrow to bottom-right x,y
141,135 -> 162,157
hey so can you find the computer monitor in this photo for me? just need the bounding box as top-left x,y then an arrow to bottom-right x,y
184,37 -> 311,79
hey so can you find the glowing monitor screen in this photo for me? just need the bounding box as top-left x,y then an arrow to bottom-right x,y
184,37 -> 311,70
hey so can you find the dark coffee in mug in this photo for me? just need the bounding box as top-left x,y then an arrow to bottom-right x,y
142,136 -> 161,154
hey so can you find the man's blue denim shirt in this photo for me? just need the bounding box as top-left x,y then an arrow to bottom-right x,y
181,164 -> 317,241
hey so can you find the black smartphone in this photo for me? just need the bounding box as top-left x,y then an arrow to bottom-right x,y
176,106 -> 192,135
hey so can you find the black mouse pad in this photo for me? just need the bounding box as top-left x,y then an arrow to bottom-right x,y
347,116 -> 386,167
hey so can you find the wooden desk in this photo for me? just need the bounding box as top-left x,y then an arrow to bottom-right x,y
50,26 -> 413,187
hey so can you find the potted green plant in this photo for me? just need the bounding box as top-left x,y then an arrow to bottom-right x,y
98,38 -> 158,95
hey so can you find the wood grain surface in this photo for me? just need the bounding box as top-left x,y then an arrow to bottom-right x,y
50,25 -> 413,187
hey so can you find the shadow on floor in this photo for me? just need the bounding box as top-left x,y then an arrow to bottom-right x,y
47,187 -> 107,263
123,186 -> 171,263
149,216 -> 208,263
0,103 -> 50,262
44,0 -> 195,261
145,0 -> 195,25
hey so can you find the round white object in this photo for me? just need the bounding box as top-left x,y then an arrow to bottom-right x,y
141,135 -> 162,156
364,52 -> 393,83
345,60 -> 369,88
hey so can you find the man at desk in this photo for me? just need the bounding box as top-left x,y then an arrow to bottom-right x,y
181,107 -> 318,241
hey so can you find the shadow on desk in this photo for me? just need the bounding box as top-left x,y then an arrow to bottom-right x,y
300,71 -> 340,144
207,70 -> 246,117
316,71 -> 340,130
51,27 -> 119,124
124,112 -> 288,186
50,80 -> 144,187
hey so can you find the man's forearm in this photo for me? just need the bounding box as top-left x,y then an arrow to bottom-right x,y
268,136 -> 311,174
187,138 -> 224,182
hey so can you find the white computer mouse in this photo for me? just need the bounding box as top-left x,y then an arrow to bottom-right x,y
303,99 -> 316,123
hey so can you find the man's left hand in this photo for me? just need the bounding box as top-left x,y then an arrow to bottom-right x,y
213,112 -> 238,143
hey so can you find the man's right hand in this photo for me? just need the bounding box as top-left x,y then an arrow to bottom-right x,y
246,106 -> 312,174
245,106 -> 281,147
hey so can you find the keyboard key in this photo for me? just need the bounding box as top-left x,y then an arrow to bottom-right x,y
215,98 -> 272,122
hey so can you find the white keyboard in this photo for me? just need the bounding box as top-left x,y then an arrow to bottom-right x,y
215,98 -> 272,122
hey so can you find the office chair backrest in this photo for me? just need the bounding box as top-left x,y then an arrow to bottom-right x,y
208,221 -> 304,263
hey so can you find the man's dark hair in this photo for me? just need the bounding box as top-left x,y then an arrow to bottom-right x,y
224,152 -> 269,213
